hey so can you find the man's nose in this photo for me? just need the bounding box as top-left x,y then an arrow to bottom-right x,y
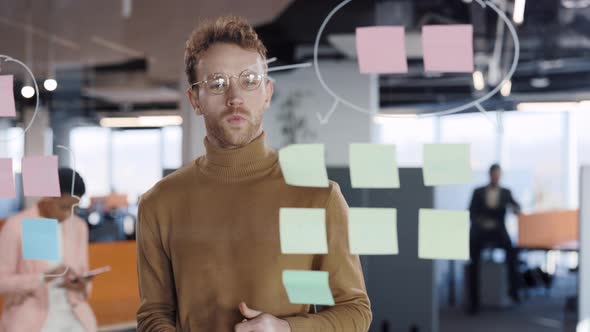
226,77 -> 244,107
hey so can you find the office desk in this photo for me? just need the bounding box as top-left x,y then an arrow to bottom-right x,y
518,210 -> 578,249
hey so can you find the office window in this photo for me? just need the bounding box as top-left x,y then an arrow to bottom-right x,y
111,129 -> 162,204
375,117 -> 436,167
440,112 -> 497,171
502,111 -> 565,210
70,127 -> 110,206
162,126 -> 182,170
0,127 -> 24,172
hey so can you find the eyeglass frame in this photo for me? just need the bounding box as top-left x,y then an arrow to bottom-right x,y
189,69 -> 269,94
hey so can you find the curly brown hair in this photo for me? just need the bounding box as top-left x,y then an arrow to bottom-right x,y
184,16 -> 268,85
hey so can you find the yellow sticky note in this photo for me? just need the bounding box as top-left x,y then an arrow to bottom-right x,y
422,144 -> 472,186
280,208 -> 328,254
283,270 -> 335,306
418,209 -> 470,260
348,208 -> 398,255
279,144 -> 329,188
349,144 -> 400,188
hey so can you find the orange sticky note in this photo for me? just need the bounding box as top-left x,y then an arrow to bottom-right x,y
22,156 -> 61,197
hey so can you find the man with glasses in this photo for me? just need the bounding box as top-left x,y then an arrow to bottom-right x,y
136,16 -> 371,332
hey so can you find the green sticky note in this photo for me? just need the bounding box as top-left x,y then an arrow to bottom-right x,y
348,208 -> 398,255
282,270 -> 335,306
280,208 -> 327,254
279,144 -> 329,188
422,144 -> 472,186
349,144 -> 400,188
418,209 -> 470,260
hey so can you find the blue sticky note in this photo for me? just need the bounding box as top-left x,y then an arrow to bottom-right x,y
21,218 -> 60,261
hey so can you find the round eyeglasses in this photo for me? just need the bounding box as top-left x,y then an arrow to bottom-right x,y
190,69 -> 267,95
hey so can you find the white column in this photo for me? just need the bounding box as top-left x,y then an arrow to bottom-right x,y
564,111 -> 578,208
23,106 -> 51,208
579,167 -> 590,332
369,73 -> 379,143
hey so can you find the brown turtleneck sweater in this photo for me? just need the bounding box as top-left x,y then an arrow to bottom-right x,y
136,133 -> 372,331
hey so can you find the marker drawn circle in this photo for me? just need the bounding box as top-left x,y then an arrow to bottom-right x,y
0,55 -> 41,142
313,0 -> 520,120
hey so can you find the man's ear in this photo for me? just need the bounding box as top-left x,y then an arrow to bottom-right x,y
263,79 -> 274,111
186,87 -> 203,116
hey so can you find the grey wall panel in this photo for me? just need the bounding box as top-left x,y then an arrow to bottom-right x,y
328,167 -> 437,332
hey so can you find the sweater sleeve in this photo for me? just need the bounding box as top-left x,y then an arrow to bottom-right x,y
136,197 -> 177,332
284,183 -> 372,332
0,218 -> 44,296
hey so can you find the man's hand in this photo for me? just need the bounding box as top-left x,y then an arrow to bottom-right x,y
234,302 -> 291,332
513,206 -> 522,216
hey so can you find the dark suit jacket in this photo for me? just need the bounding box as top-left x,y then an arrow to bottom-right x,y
469,186 -> 521,229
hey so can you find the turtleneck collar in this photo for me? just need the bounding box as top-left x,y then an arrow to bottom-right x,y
197,132 -> 278,181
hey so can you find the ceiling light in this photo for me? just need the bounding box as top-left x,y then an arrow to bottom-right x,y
44,79 -> 58,91
100,115 -> 183,128
513,0 -> 526,24
21,86 -> 35,98
530,77 -> 550,88
500,80 -> 512,97
473,71 -> 485,91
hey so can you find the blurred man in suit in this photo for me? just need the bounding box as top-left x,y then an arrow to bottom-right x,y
468,164 -> 521,314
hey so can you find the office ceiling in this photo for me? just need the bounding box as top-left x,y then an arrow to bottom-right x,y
1,0 -> 589,117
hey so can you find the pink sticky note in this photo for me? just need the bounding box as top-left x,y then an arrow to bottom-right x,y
0,75 -> 17,117
356,26 -> 408,74
22,156 -> 61,197
0,158 -> 16,198
422,25 -> 474,73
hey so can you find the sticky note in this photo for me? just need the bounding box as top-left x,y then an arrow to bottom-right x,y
280,208 -> 327,254
0,158 -> 16,198
418,209 -> 469,260
422,144 -> 472,186
349,208 -> 398,255
422,25 -> 474,73
283,270 -> 335,306
0,75 -> 16,117
279,144 -> 329,188
355,26 -> 408,74
21,218 -> 60,261
350,144 -> 400,188
22,156 -> 61,197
